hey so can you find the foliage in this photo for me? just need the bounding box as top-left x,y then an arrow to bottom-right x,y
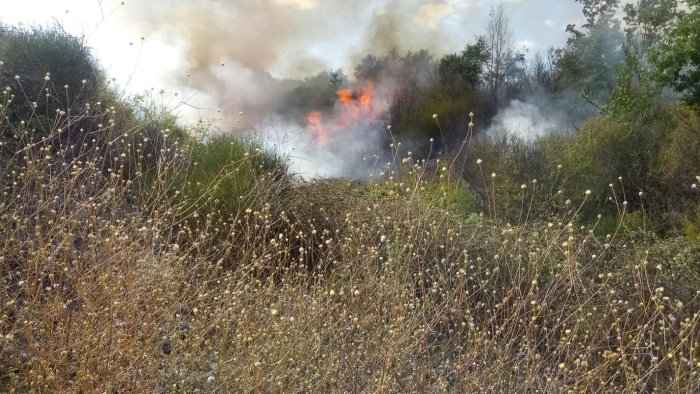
0,24 -> 168,184
390,89 -> 492,157
438,37 -> 489,91
558,14 -> 626,106
398,50 -> 437,90
503,49 -> 528,100
279,70 -> 341,117
623,0 -> 678,49
2,117 -> 699,390
546,102 -> 700,232
651,0 -> 700,108
0,25 -> 114,165
572,0 -> 621,28
353,50 -> 437,90
0,25 -> 104,110
165,135 -> 289,222
605,47 -> 661,117
462,134 -> 552,222
328,68 -> 345,89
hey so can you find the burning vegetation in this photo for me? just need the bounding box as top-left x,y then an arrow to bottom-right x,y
304,81 -> 378,145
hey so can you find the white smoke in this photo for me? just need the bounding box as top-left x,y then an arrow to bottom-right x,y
485,99 -> 563,140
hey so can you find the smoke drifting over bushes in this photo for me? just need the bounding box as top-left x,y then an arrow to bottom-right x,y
484,91 -> 599,140
106,0 -> 587,176
119,0 -> 453,121
114,0 -> 473,176
485,100 -> 562,139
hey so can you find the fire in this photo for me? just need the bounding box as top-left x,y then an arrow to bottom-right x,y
304,81 -> 376,145
337,89 -> 354,104
304,111 -> 328,145
357,82 -> 373,110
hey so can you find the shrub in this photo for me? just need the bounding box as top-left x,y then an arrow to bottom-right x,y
2,108 -> 699,391
390,89 -> 494,157
547,103 -> 700,233
0,25 -> 103,107
460,133 -> 553,223
174,135 -> 288,218
0,26 -> 109,158
0,25 -> 169,183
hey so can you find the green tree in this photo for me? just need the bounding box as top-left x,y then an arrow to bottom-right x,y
401,50 -> 436,90
438,37 -> 488,91
558,0 -> 626,108
280,70 -> 341,117
597,1 -> 676,117
623,0 -> 678,50
651,0 -> 700,108
605,47 -> 660,117
329,69 -> 345,89
527,48 -> 562,95
503,49 -> 527,101
605,0 -> 679,118
573,0 -> 621,28
354,53 -> 391,82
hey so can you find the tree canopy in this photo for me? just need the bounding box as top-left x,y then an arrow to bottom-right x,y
651,0 -> 700,108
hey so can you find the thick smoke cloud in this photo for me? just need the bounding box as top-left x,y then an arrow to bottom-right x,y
121,0 -> 459,77
114,0 -> 492,127
104,0 -> 585,176
112,0 -> 477,176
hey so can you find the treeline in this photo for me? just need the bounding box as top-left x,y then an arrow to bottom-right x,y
284,0 -> 698,137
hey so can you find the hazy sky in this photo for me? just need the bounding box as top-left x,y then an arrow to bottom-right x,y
0,1 -> 590,87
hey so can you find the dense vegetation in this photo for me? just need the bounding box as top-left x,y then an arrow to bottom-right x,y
1,1 -> 699,392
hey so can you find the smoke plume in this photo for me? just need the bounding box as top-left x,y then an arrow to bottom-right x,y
112,0 -> 472,176
101,0 -> 588,176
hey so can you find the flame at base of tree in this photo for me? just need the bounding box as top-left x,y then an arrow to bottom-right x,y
304,81 -> 377,145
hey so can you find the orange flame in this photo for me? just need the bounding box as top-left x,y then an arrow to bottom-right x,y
304,111 -> 328,145
357,81 -> 373,111
337,89 -> 353,104
304,81 -> 376,145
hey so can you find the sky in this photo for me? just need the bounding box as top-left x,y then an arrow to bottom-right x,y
0,0 -> 588,90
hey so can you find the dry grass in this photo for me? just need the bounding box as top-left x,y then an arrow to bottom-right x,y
1,89 -> 699,393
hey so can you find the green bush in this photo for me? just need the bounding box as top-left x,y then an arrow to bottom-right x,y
0,25 -> 103,107
0,26 -> 107,145
391,89 -> 493,157
547,103 -> 700,233
422,180 -> 475,218
0,25 -> 151,178
461,133 -> 552,223
167,134 -> 289,221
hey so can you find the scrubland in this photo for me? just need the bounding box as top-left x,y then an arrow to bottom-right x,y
1,24 -> 700,394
